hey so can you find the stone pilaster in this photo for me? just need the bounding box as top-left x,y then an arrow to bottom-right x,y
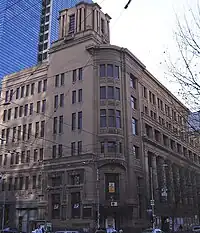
144,150 -> 150,200
179,167 -> 187,204
172,164 -> 181,204
152,155 -> 159,201
166,161 -> 174,203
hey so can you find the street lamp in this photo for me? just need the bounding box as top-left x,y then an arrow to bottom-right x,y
161,164 -> 168,200
150,167 -> 155,229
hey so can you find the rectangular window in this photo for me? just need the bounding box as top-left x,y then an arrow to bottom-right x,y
100,109 -> 106,127
130,74 -> 136,89
17,126 -> 21,141
25,177 -> 29,190
60,93 -> 64,107
6,128 -> 10,143
14,107 -> 18,119
72,70 -> 76,82
5,90 -> 9,102
107,86 -> 114,99
26,85 -> 29,96
38,81 -> 42,93
7,109 -> 11,120
16,88 -> 20,99
21,86 -> 25,98
3,154 -> 7,166
61,73 -> 65,86
10,153 -> 14,165
107,141 -> 117,153
78,89 -> 82,102
53,117 -> 57,134
143,86 -> 147,98
100,142 -> 105,153
78,68 -> 83,80
52,145 -> 56,158
131,96 -> 137,109
39,148 -> 44,160
55,75 -> 59,87
78,111 -> 82,129
100,86 -> 106,99
72,90 -> 76,104
71,142 -> 76,156
32,176 -> 36,189
43,79 -> 47,91
108,109 -> 115,127
19,106 -> 23,117
69,14 -> 75,33
105,173 -> 119,200
41,121 -> 45,137
132,118 -> 138,135
35,122 -> 39,138
59,115 -> 63,133
1,129 -> 5,144
42,99 -> 46,112
100,64 -> 106,77
22,124 -> 26,141
34,149 -> 38,162
58,144 -> 63,157
54,95 -> 58,109
116,110 -> 121,128
28,123 -> 32,140
114,65 -> 119,79
16,152 -> 19,164
31,83 -> 35,95
72,113 -> 76,130
78,141 -> 82,155
37,101 -> 40,113
3,110 -> 7,121
12,127 -> 16,142
24,104 -> 28,116
107,64 -> 114,77
101,18 -> 105,33
30,103 -> 33,115
115,87 -> 120,100
133,145 -> 139,158
10,89 -> 13,101
21,151 -> 25,163
26,150 -> 30,163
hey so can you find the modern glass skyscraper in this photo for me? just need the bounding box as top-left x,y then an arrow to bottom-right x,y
0,0 -> 92,79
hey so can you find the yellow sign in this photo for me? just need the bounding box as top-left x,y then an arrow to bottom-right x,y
108,182 -> 115,193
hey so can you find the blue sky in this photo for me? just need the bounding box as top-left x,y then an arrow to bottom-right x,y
95,0 -> 194,100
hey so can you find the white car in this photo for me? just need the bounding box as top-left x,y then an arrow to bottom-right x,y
142,228 -> 165,233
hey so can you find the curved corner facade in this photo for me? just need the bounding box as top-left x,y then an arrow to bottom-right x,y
0,2 -> 199,233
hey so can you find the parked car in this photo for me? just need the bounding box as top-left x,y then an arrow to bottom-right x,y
191,226 -> 200,233
142,228 -> 165,233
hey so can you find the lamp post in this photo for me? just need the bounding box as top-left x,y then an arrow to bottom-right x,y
150,167 -> 155,229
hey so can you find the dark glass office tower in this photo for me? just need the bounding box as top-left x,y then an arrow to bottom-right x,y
0,0 -> 92,79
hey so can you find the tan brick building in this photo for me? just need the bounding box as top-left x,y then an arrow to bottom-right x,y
0,2 -> 200,233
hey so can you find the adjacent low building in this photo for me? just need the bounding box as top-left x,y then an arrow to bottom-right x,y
0,2 -> 200,232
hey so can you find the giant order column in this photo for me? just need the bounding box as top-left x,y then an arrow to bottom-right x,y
166,161 -> 174,203
144,150 -> 150,200
156,156 -> 168,202
179,167 -> 187,205
172,164 -> 181,205
152,154 -> 159,201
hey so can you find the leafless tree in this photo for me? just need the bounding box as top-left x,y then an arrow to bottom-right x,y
166,2 -> 200,115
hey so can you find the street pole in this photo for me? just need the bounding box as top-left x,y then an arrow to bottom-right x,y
150,167 -> 155,229
96,167 -> 100,229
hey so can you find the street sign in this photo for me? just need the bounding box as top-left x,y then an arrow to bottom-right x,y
150,199 -> 155,206
111,202 -> 118,207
